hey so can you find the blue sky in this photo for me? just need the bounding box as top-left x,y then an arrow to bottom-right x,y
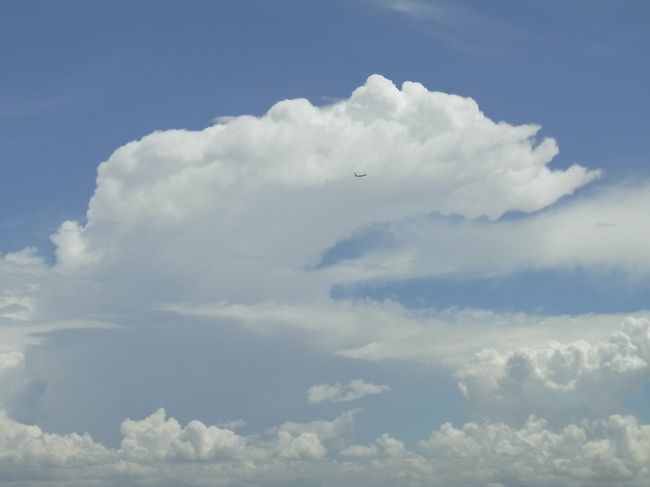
1,2 -> 650,486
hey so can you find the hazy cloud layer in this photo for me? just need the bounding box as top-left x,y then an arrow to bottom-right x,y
169,299 -> 637,366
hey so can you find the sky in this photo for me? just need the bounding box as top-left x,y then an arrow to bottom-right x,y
1,1 -> 650,486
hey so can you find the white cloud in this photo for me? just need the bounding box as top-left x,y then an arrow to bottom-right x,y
119,408 -> 250,461
456,317 -> 650,425
376,433 -> 408,457
420,414 -> 650,486
273,408 -> 360,444
0,351 -> 44,422
0,408 -> 350,485
325,181 -> 650,283
168,299 -> 634,366
0,248 -> 43,325
3,75 -> 629,368
2,74 -> 648,487
47,74 -> 598,307
307,379 -> 390,403
274,431 -> 326,460
340,443 -> 378,457
0,409 -> 111,480
3,407 -> 650,486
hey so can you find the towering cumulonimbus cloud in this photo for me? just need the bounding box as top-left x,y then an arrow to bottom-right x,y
3,74 -> 648,487
48,75 -> 599,305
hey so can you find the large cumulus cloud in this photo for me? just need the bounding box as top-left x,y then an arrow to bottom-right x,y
49,75 -> 598,306
457,317 -> 650,425
2,74 -> 648,487
420,414 -> 650,486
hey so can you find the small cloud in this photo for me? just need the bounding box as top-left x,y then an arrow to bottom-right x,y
307,379 -> 390,404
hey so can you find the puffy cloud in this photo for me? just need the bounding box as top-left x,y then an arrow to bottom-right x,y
0,408 -> 347,485
307,379 -> 390,403
119,408 -> 352,464
420,414 -> 650,486
48,75 -> 597,306
1,76 -> 631,375
274,431 -> 326,460
2,74 -> 646,487
456,317 -> 650,425
0,410 -> 111,483
375,433 -> 408,458
273,408 -> 360,444
1,406 -> 650,486
119,408 -> 250,461
119,408 -> 358,465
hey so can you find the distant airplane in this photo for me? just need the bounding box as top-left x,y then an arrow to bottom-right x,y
354,172 -> 367,177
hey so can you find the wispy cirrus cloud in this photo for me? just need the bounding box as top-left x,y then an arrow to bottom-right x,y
370,0 -> 518,55
376,0 -> 451,22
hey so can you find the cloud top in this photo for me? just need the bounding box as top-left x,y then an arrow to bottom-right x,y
457,317 -> 650,424
49,75 -> 599,305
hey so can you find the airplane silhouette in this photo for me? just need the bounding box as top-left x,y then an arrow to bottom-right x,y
354,172 -> 367,177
